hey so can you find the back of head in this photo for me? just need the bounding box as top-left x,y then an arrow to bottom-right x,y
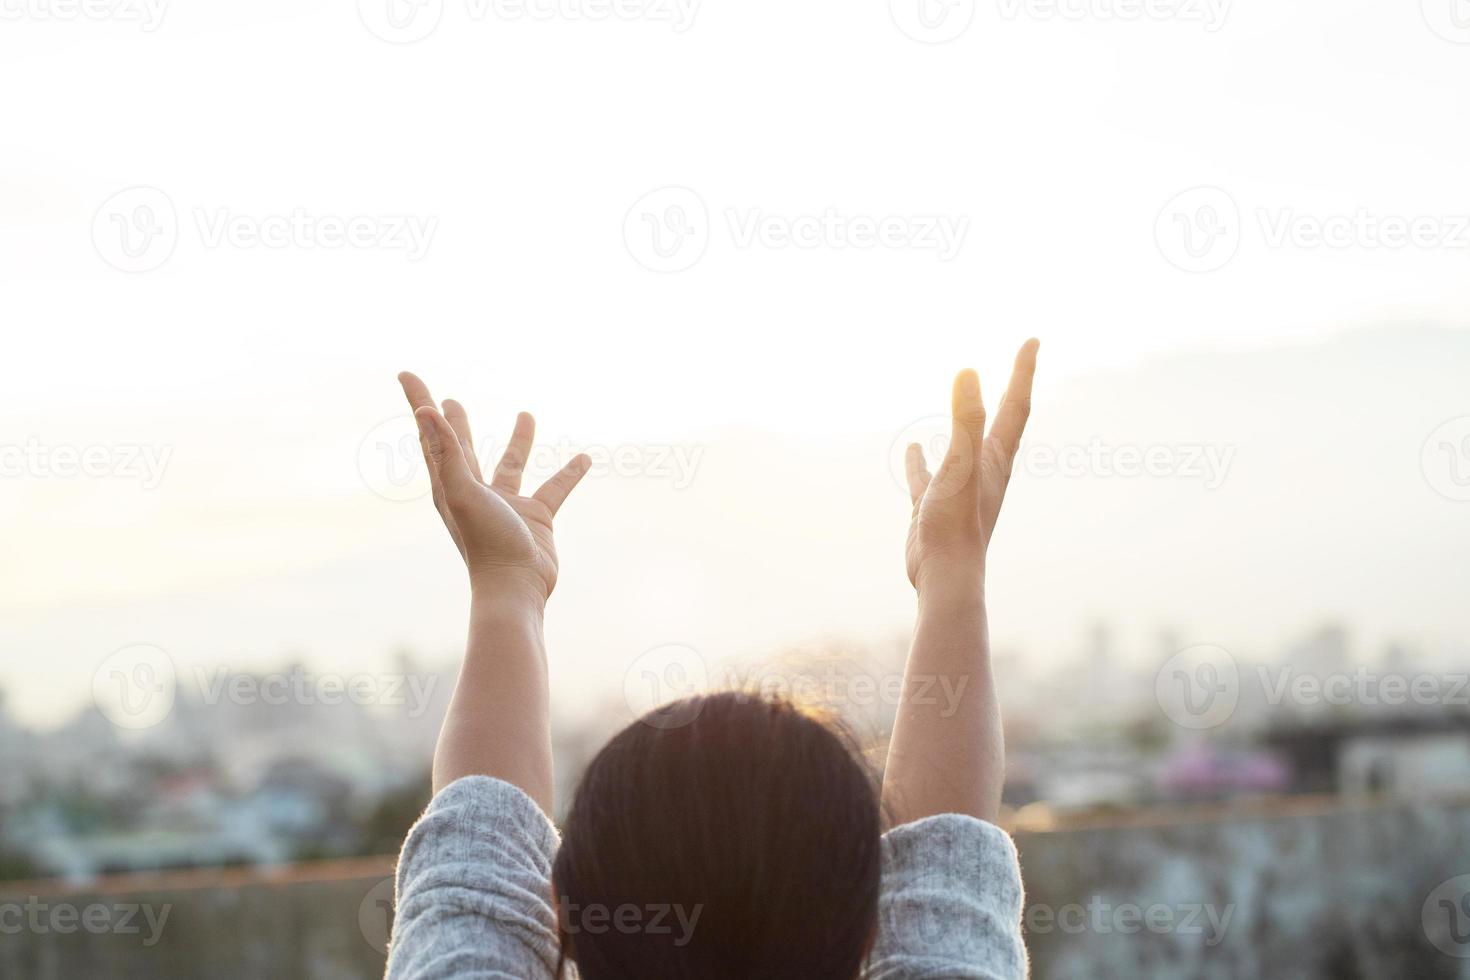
552,692 -> 882,980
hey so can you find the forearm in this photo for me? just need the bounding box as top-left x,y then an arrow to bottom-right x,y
882,578 -> 1003,826
432,582 -> 555,813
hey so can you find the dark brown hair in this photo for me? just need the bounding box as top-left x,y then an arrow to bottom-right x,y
552,692 -> 882,979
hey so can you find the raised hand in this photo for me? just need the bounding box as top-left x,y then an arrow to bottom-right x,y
398,372 -> 591,602
903,339 -> 1039,594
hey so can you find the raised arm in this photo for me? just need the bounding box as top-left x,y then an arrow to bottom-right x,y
398,372 -> 590,813
881,340 -> 1039,827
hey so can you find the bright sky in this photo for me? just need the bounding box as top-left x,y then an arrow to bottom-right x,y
2,0 -> 1468,729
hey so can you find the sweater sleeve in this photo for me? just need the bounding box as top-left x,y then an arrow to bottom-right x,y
386,776 -> 562,980
866,813 -> 1028,979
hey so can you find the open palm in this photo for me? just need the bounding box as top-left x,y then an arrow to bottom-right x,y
398,372 -> 590,599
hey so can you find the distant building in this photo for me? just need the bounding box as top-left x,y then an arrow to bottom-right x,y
1264,715 -> 1470,799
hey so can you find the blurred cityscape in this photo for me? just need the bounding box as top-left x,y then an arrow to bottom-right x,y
3,623 -> 1467,887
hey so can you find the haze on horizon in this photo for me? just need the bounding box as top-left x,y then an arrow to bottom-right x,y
2,324 -> 1466,731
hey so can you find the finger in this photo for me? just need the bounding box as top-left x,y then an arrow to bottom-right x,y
942,368 -> 985,505
950,368 -> 985,441
492,412 -> 536,494
988,339 -> 1040,459
533,453 -> 592,517
397,371 -> 437,413
398,371 -> 446,500
905,442 -> 931,504
441,399 -> 484,482
414,407 -> 477,502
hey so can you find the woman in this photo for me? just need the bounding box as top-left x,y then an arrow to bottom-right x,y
387,340 -> 1039,979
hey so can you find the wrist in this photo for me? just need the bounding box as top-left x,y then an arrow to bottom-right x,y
469,569 -> 548,618
913,562 -> 985,607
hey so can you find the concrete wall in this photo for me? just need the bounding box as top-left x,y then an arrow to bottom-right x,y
4,800 -> 1468,978
1014,798 -> 1470,979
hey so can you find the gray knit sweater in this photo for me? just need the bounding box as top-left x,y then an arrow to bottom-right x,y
387,775 -> 1027,978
